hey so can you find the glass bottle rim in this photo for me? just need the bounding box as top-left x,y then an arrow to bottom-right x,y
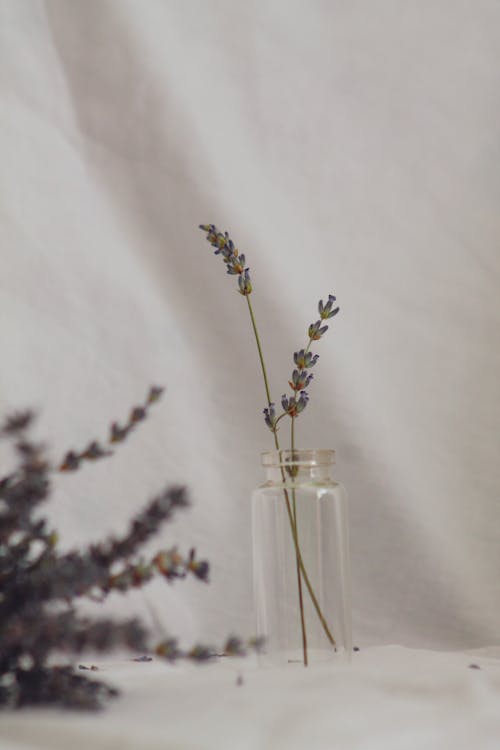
261,449 -> 335,467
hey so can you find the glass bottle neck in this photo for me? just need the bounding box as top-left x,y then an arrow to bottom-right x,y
261,450 -> 335,485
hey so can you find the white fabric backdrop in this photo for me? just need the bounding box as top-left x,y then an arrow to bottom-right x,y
2,647 -> 500,750
1,0 -> 500,652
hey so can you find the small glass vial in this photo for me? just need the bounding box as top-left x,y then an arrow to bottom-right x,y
252,450 -> 351,665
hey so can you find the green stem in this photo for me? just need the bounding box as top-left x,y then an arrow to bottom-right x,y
291,415 -> 308,665
291,333 -> 314,658
246,296 -> 273,406
279,471 -> 337,649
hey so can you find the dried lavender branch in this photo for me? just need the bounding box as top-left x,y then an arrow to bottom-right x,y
59,386 -> 164,472
100,547 -> 209,596
279,295 -> 341,662
1,486 -> 190,616
155,635 -> 265,662
3,633 -> 264,710
8,667 -> 119,711
2,611 -> 148,666
0,390 -> 242,711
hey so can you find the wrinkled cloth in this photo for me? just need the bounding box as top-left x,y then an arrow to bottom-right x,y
1,647 -> 500,750
1,0 -> 500,656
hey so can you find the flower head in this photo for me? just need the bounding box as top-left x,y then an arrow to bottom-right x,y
308,320 -> 329,341
281,391 -> 309,418
225,253 -> 246,275
319,295 -> 340,320
263,403 -> 278,431
199,225 -> 252,296
293,350 -> 319,369
147,386 -> 165,404
288,369 -> 313,391
238,268 -> 252,296
1,411 -> 34,435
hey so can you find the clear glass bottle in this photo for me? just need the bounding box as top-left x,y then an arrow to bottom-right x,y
252,449 -> 351,665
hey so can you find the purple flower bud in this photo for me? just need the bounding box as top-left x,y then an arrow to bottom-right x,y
59,451 -> 80,471
131,407 -> 146,423
296,390 -> 310,414
281,391 -> 309,418
238,269 -> 252,296
288,369 -> 314,391
308,320 -> 329,340
147,386 -> 164,403
263,403 -> 277,431
319,294 -> 340,319
304,372 -> 313,388
293,350 -> 319,369
293,349 -> 306,368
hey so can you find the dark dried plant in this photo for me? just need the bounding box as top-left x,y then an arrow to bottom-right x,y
0,388 -> 260,711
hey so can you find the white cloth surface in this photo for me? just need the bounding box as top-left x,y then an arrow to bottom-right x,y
1,0 -> 500,654
1,647 -> 500,750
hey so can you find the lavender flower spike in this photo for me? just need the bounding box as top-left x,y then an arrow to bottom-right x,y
199,225 -> 252,296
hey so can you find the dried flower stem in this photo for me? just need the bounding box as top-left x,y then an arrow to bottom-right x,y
288,334 -> 315,664
59,386 -> 165,473
246,297 -> 307,660
245,297 -> 273,409
291,415 -> 307,665
246,297 -> 335,658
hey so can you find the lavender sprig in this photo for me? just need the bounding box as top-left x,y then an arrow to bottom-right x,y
199,225 -> 340,664
99,546 -> 209,596
263,295 -> 339,432
59,386 -> 165,472
199,225 -> 252,296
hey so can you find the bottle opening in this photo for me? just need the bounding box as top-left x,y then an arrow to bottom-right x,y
261,449 -> 335,468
